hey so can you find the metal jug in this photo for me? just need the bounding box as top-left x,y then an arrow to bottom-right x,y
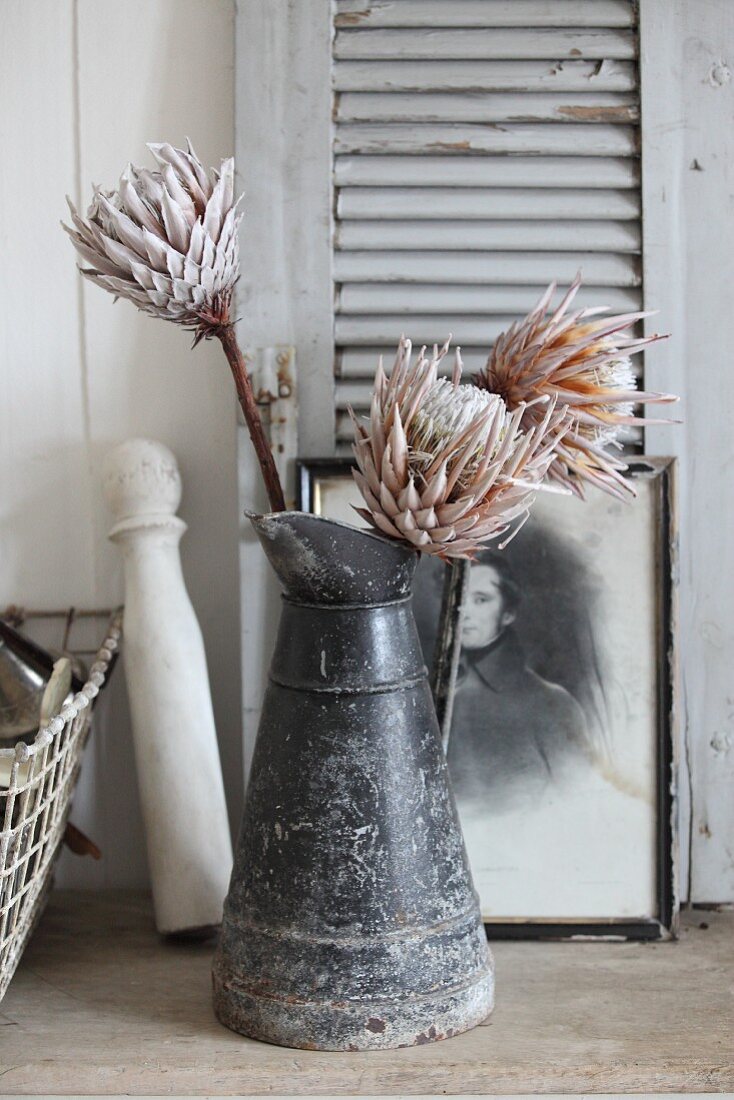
213,512 -> 493,1050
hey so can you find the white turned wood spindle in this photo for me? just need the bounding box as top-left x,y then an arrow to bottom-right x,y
103,439 -> 233,935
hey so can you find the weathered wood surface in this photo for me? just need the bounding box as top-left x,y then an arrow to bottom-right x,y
337,187 -> 641,221
333,29 -> 637,62
640,0 -> 734,906
330,1 -> 642,433
334,59 -> 638,93
334,122 -> 638,157
334,1 -> 637,30
337,283 -> 642,314
335,91 -> 639,124
234,0 -> 335,787
336,219 -> 641,252
3,891 -> 729,1095
334,250 -> 641,287
334,155 -> 640,188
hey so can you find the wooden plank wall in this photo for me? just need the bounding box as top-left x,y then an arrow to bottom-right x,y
0,0 -> 242,887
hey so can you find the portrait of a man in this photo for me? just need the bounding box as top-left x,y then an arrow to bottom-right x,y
410,484 -> 661,921
447,551 -> 590,813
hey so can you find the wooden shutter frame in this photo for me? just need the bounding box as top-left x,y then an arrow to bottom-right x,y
235,0 -> 734,905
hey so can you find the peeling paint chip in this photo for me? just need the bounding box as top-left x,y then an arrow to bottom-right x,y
366,1016 -> 386,1033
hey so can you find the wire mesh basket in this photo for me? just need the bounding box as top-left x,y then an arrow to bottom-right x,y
0,610 -> 122,1002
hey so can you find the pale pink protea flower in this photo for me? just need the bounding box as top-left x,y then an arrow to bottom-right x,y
350,337 -> 568,560
475,276 -> 677,500
63,140 -> 241,344
63,141 -> 285,512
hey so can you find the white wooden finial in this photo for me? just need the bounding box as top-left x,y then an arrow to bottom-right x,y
104,438 -> 182,534
104,438 -> 233,936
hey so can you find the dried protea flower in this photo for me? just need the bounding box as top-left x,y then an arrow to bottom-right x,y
350,338 -> 568,559
63,140 -> 240,343
475,276 -> 677,499
63,141 -> 285,512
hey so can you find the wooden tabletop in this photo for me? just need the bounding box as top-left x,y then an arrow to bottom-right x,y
0,891 -> 731,1095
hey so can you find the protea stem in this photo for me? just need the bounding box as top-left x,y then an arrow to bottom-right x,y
217,324 -> 286,513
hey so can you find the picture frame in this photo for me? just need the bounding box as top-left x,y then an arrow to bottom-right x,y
297,457 -> 679,940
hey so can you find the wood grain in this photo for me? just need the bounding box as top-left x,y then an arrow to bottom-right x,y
337,187 -> 642,221
640,0 -> 734,902
334,58 -> 638,93
334,122 -> 638,157
336,91 -> 639,124
334,1 -> 637,30
334,28 -> 638,62
334,250 -> 641,287
337,283 -> 643,315
1,890 -> 731,1094
336,219 -> 641,252
335,154 -> 640,188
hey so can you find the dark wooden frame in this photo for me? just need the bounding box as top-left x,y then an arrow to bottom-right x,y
297,456 -> 679,941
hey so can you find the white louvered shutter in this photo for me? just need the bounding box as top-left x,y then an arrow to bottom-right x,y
330,0 -> 643,449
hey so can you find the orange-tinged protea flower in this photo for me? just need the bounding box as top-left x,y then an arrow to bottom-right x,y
475,276 -> 677,499
350,337 -> 568,559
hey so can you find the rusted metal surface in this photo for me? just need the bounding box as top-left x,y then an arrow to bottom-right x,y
213,512 -> 493,1050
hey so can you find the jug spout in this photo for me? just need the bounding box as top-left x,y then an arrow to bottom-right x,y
248,511 -> 417,606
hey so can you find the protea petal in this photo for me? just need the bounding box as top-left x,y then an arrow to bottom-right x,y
420,460 -> 448,509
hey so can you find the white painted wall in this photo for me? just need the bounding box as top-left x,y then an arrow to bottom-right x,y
0,0 -> 242,887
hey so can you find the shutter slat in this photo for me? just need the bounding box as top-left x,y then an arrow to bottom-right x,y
337,283 -> 642,314
335,1 -> 635,30
337,219 -> 641,252
334,251 -> 641,286
337,187 -> 641,220
335,123 -> 637,156
334,28 -> 637,61
337,92 -> 638,124
337,315 -> 519,346
334,59 -> 637,93
335,155 -> 639,188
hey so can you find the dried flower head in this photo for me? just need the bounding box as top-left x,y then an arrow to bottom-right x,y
350,337 -> 568,559
475,276 -> 677,499
63,140 -> 241,345
63,141 -> 286,511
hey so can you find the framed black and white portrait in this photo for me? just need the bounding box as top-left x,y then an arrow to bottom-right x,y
298,457 -> 678,939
